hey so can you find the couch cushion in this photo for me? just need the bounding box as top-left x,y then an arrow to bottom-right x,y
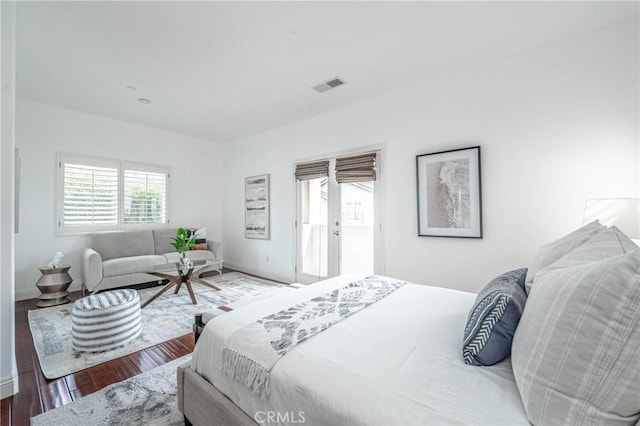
102,255 -> 167,278
462,268 -> 528,366
92,231 -> 155,261
524,220 -> 604,294
152,228 -> 178,255
512,248 -> 640,425
162,250 -> 215,263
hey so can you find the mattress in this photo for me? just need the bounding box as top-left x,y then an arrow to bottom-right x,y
191,274 -> 529,425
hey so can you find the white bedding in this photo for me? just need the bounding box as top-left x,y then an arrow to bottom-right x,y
191,274 -> 529,425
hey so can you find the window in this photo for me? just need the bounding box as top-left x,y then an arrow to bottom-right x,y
123,169 -> 167,225
344,201 -> 363,222
57,154 -> 170,234
63,161 -> 118,229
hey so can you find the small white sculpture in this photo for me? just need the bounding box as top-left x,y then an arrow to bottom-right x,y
47,251 -> 64,268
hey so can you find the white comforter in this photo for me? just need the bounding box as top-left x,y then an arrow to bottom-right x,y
191,274 -> 529,425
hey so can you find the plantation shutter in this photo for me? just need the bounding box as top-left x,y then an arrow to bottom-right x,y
63,163 -> 118,230
335,153 -> 377,183
123,169 -> 168,224
295,160 -> 329,181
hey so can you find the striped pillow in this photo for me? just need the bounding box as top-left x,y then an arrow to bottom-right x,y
524,220 -> 604,294
512,245 -> 640,425
462,268 -> 528,366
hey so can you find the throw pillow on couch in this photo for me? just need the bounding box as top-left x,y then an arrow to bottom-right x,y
186,227 -> 209,250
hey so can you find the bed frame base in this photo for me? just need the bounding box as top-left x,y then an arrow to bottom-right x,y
177,361 -> 257,426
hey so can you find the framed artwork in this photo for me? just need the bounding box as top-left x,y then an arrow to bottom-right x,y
245,174 -> 270,239
416,146 -> 482,238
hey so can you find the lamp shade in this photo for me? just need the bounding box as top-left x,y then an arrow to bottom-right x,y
583,198 -> 640,239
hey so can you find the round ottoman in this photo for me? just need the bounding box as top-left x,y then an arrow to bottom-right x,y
71,289 -> 142,352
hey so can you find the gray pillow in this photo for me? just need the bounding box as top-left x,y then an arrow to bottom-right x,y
462,268 -> 528,366
534,226 -> 636,277
525,220 -> 604,294
512,247 -> 640,425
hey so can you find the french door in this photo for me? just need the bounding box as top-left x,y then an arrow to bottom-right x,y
295,151 -> 382,284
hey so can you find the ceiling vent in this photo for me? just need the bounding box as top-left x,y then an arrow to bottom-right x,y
312,77 -> 347,93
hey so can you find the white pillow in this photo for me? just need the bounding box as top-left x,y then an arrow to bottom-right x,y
195,227 -> 207,240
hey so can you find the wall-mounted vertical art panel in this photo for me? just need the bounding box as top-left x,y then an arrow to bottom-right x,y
245,174 -> 270,239
416,146 -> 482,238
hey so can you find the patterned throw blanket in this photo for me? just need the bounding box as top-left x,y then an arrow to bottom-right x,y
221,275 -> 406,400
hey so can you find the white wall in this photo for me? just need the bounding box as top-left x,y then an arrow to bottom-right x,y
1,0 -> 19,398
223,21 -> 639,292
14,100 -> 224,299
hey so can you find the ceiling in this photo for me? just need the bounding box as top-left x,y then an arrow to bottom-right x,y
15,1 -> 639,143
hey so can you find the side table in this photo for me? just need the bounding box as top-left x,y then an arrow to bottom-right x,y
36,265 -> 73,308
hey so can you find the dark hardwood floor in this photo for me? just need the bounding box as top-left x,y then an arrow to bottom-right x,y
0,269 -> 244,425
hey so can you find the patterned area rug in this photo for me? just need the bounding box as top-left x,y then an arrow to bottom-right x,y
31,355 -> 190,426
29,272 -> 284,379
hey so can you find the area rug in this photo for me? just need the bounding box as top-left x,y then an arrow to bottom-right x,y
29,272 -> 284,379
31,355 -> 190,426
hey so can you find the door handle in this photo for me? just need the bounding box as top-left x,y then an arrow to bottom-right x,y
333,230 -> 340,236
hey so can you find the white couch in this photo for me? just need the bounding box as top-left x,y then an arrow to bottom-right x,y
80,228 -> 222,293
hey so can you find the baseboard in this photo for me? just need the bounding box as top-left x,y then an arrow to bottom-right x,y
223,262 -> 293,284
1,372 -> 19,399
15,281 -> 84,302
16,265 -> 294,300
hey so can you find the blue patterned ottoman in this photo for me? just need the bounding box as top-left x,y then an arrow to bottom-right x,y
71,289 -> 142,352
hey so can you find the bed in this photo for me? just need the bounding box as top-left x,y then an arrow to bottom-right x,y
178,222 -> 640,426
179,274 -> 529,425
